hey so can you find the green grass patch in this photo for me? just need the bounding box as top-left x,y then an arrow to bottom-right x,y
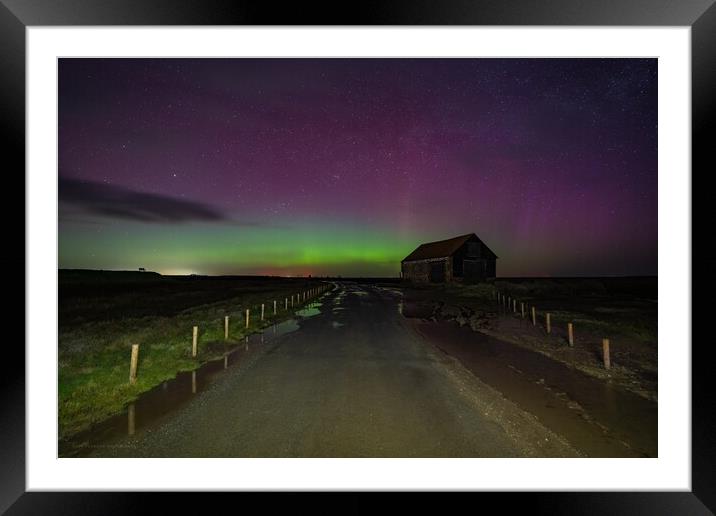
59,274 -> 324,440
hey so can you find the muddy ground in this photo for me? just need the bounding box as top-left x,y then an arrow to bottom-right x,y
396,278 -> 657,403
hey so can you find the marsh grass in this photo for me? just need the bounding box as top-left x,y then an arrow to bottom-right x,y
59,272 -> 321,440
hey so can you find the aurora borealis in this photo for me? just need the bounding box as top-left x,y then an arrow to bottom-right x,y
59,58 -> 657,277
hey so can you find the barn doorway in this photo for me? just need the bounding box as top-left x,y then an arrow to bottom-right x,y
429,261 -> 446,283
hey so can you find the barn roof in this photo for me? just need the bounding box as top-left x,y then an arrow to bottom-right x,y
402,233 -> 497,262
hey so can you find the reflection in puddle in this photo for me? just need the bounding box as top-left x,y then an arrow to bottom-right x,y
295,302 -> 322,318
413,320 -> 657,457
127,404 -> 135,436
60,316 -> 309,457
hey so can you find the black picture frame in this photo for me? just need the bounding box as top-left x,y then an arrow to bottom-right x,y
4,0 -> 714,513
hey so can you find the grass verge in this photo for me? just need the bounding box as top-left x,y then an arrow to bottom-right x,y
59,274 -> 328,441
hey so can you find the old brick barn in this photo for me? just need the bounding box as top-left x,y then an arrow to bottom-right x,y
401,233 -> 497,283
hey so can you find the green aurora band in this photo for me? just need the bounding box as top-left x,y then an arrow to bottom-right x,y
59,220 -> 419,277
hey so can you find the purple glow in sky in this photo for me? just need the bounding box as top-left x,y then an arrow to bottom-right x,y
59,58 -> 657,277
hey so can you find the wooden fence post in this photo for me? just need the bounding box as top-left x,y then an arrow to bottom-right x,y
521,302 -> 525,319
546,313 -> 551,334
129,344 -> 139,384
531,306 -> 536,326
192,370 -> 197,394
245,308 -> 250,328
192,326 -> 198,357
568,323 -> 574,346
602,339 -> 611,369
285,298 -> 288,310
224,316 -> 229,340
261,303 -> 265,321
513,299 -> 517,313
274,300 -> 277,315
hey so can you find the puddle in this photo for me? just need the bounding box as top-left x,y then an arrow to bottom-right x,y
377,287 -> 404,297
59,317 -> 305,457
412,320 -> 657,457
295,302 -> 322,318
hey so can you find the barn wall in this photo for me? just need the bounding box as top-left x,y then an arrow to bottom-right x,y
402,258 -> 452,283
402,235 -> 497,283
452,252 -> 464,277
403,257 -> 495,283
487,258 -> 496,278
446,258 -> 453,282
451,235 -> 475,277
402,261 -> 429,283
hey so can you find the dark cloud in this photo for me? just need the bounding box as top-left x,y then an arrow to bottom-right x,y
59,177 -> 226,223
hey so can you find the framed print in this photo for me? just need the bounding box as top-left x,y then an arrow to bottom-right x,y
5,0 -> 714,513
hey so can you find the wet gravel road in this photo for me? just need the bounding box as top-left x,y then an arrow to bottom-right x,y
89,283 -> 576,457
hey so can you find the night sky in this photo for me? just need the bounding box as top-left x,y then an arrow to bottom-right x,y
58,58 -> 657,277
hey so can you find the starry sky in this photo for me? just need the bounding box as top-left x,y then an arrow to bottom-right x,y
58,58 -> 657,277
